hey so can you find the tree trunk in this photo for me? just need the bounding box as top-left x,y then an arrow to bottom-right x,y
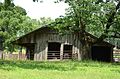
80,41 -> 91,60
78,31 -> 92,60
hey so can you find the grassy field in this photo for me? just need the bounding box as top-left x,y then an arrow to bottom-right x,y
0,60 -> 120,79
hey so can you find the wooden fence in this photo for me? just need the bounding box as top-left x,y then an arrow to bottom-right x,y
113,49 -> 120,62
2,54 -> 27,60
0,49 -> 119,61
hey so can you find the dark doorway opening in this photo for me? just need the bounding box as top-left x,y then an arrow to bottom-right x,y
47,42 -> 61,59
91,46 -> 112,62
63,45 -> 72,59
26,44 -> 35,60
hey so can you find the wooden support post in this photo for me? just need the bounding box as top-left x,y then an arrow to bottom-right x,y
45,41 -> 48,61
60,43 -> 64,60
19,46 -> 22,60
0,50 -> 3,59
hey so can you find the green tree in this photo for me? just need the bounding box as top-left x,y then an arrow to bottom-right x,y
0,0 -> 40,52
58,0 -> 120,59
38,17 -> 53,26
34,0 -> 120,59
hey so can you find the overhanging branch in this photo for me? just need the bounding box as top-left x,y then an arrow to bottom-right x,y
111,35 -> 120,38
97,1 -> 120,42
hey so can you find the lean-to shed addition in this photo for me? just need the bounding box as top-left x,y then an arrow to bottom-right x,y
13,26 -> 114,62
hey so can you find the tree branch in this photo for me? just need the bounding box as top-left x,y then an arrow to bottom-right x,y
111,35 -> 120,38
110,32 -> 120,38
96,1 -> 120,42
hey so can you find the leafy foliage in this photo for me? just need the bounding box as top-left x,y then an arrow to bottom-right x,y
33,0 -> 120,39
53,0 -> 120,47
0,0 -> 53,52
32,0 -> 120,58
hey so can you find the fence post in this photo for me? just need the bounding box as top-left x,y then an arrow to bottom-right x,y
18,46 -> 22,60
0,50 -> 3,59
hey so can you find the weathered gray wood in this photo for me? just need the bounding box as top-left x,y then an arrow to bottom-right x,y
14,27 -> 113,61
0,50 -> 3,59
60,43 -> 64,60
28,32 -> 81,61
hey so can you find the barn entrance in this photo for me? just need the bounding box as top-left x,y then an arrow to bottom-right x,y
26,44 -> 35,60
63,45 -> 72,59
47,42 -> 61,59
91,46 -> 112,62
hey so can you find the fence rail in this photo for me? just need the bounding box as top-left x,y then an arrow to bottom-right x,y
113,49 -> 120,62
1,54 -> 27,60
0,49 -> 120,61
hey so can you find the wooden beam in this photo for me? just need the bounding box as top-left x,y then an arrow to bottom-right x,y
60,43 -> 64,60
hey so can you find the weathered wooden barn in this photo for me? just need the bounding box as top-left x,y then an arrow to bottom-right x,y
13,26 -> 114,62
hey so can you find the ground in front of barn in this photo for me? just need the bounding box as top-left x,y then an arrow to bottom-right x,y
0,60 -> 120,79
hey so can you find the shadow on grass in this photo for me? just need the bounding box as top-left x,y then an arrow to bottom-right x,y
0,60 -> 77,71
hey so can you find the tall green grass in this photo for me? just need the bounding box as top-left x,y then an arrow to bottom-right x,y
0,60 -> 120,79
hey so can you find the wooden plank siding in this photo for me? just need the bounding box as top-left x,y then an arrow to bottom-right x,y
14,27 -> 86,61
33,32 -> 81,61
13,27 -> 114,61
